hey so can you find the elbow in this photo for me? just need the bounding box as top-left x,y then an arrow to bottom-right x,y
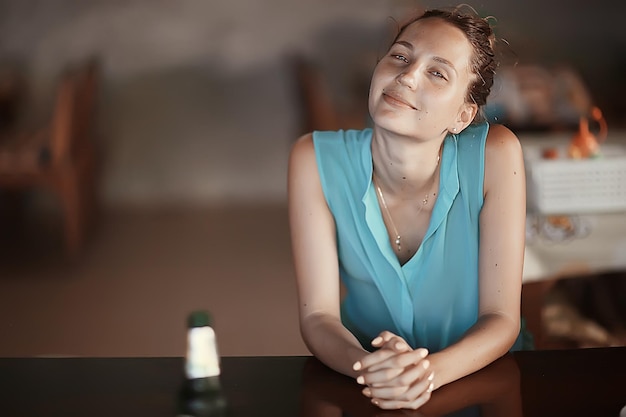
502,314 -> 522,352
299,311 -> 335,353
299,316 -> 318,354
479,311 -> 521,353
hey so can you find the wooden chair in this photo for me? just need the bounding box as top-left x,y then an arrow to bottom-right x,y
291,55 -> 369,135
0,59 -> 100,258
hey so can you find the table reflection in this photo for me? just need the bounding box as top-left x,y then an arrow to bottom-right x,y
0,351 -> 623,416
299,354 -> 522,417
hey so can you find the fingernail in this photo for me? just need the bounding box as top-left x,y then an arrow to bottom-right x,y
395,342 -> 404,350
371,399 -> 379,406
422,360 -> 430,369
427,382 -> 434,393
353,361 -> 362,371
419,348 -> 429,358
428,372 -> 435,381
362,387 -> 372,397
371,336 -> 383,345
357,376 -> 365,385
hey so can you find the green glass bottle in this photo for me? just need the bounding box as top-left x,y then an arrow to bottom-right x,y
177,310 -> 228,417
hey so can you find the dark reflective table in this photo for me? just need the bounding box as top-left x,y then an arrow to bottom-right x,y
0,347 -> 624,417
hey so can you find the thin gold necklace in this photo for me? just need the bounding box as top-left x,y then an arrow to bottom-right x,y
373,155 -> 439,253
374,180 -> 429,252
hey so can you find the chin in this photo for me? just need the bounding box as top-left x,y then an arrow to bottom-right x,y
372,112 -> 417,135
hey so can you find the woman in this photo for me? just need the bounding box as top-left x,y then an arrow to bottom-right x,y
288,6 -> 526,410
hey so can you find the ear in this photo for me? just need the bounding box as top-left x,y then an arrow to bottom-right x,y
449,102 -> 478,133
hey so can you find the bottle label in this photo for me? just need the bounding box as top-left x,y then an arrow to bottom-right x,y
185,326 -> 220,379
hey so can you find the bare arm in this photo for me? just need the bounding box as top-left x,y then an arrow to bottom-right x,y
427,124 -> 526,388
288,133 -> 368,377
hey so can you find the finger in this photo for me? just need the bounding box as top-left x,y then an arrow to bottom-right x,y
370,371 -> 434,410
372,387 -> 432,411
354,344 -> 405,372
367,363 -> 432,399
358,364 -> 405,387
355,337 -> 424,372
371,330 -> 400,347
373,368 -> 434,402
372,331 -> 416,352
353,347 -> 399,373
376,335 -> 412,353
361,348 -> 428,374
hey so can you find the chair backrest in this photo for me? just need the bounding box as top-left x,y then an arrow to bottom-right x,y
48,69 -> 76,164
73,59 -> 98,154
49,59 -> 99,165
291,55 -> 341,133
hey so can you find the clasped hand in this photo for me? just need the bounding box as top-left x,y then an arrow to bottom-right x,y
352,331 -> 435,410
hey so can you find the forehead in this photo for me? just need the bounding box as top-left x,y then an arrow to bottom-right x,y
396,17 -> 474,69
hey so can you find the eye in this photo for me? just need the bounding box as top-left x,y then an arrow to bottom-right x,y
391,54 -> 409,64
430,70 -> 447,80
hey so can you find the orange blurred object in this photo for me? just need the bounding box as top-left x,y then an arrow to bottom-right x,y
568,106 -> 607,159
542,148 -> 559,159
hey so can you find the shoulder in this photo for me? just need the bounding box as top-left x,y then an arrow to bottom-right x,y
485,124 -> 523,166
291,132 -> 314,157
289,133 -> 316,175
483,124 -> 525,192
288,133 -> 325,209
289,130 -> 346,165
455,122 -> 489,156
291,129 -> 371,164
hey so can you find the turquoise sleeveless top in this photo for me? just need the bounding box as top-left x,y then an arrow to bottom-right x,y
313,123 -> 493,352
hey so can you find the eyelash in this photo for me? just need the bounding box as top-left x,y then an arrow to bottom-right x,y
392,54 -> 409,63
431,71 -> 446,80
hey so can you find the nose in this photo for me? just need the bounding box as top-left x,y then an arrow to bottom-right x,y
396,66 -> 419,89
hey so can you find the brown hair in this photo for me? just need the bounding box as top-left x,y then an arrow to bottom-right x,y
392,7 -> 497,110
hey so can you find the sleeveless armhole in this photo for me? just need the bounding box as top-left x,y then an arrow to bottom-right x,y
477,123 -> 488,205
311,130 -> 336,211
457,122 -> 489,219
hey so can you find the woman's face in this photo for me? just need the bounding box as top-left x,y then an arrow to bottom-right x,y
368,17 -> 477,138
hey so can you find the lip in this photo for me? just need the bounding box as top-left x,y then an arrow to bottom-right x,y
382,90 -> 417,110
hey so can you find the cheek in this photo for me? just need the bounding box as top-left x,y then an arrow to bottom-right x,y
429,86 -> 465,109
367,72 -> 385,107
370,63 -> 397,86
369,68 -> 384,91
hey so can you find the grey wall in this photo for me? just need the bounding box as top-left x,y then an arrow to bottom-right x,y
1,0 -> 624,207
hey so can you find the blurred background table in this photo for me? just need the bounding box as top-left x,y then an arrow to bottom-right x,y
519,131 -> 626,349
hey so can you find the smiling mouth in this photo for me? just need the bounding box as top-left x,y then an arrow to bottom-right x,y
382,92 -> 417,110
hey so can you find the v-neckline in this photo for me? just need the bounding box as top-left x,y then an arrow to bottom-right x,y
363,133 -> 461,274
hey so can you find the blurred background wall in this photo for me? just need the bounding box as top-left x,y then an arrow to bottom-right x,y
1,0 -> 625,357
1,0 -> 624,208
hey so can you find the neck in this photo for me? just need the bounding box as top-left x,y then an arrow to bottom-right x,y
371,128 -> 444,197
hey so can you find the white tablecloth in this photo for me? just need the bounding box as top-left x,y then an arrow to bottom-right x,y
519,131 -> 626,282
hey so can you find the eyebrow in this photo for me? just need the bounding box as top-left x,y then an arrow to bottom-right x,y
393,40 -> 457,72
